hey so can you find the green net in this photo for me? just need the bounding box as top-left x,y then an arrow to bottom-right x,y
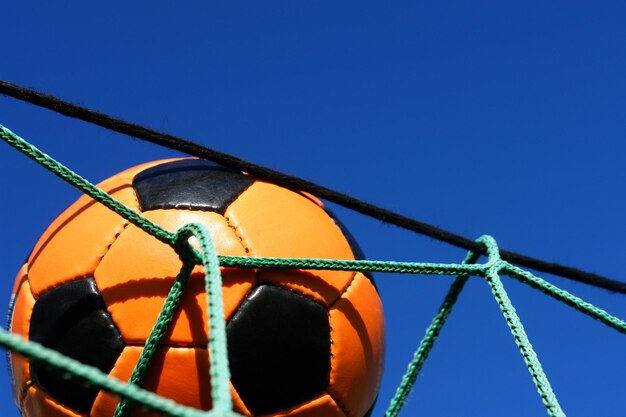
1,123 -> 625,417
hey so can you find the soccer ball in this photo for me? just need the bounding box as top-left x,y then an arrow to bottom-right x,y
7,159 -> 385,417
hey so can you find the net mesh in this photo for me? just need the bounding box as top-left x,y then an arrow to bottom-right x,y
1,123 -> 625,417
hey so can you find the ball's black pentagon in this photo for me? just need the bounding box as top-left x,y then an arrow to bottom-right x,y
324,207 -> 377,289
133,159 -> 254,213
227,285 -> 330,415
29,278 -> 124,413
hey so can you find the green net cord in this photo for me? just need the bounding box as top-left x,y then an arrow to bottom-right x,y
384,250 -> 480,417
113,259 -> 195,417
2,123 -> 626,417
480,236 -> 565,417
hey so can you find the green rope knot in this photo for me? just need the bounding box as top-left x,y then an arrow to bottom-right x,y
172,225 -> 203,266
474,235 -> 504,271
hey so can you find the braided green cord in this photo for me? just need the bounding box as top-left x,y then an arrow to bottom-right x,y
0,329 -> 207,417
479,236 -> 566,417
176,223 -> 234,414
384,250 -> 481,417
0,124 -> 176,246
114,260 -> 195,417
504,264 -> 626,335
218,255 -> 486,275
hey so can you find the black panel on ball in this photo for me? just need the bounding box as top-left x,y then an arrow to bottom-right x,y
133,159 -> 254,213
227,285 -> 330,415
29,278 -> 124,413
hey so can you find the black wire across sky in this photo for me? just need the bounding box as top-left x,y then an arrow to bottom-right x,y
1,80 -> 624,294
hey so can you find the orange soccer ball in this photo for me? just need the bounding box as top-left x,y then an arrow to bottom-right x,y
7,159 -> 385,417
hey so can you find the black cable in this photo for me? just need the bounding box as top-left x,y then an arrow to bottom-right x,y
1,80 -> 625,294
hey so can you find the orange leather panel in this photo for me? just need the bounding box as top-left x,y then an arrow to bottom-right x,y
9,267 -> 34,404
91,346 -> 251,417
262,393 -> 346,417
95,209 -> 256,345
22,385 -> 82,417
225,181 -> 355,306
28,185 -> 137,296
328,273 -> 385,417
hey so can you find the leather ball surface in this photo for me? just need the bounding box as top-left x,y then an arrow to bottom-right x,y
7,158 -> 385,417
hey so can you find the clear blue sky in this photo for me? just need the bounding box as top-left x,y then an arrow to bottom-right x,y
1,2 -> 625,416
